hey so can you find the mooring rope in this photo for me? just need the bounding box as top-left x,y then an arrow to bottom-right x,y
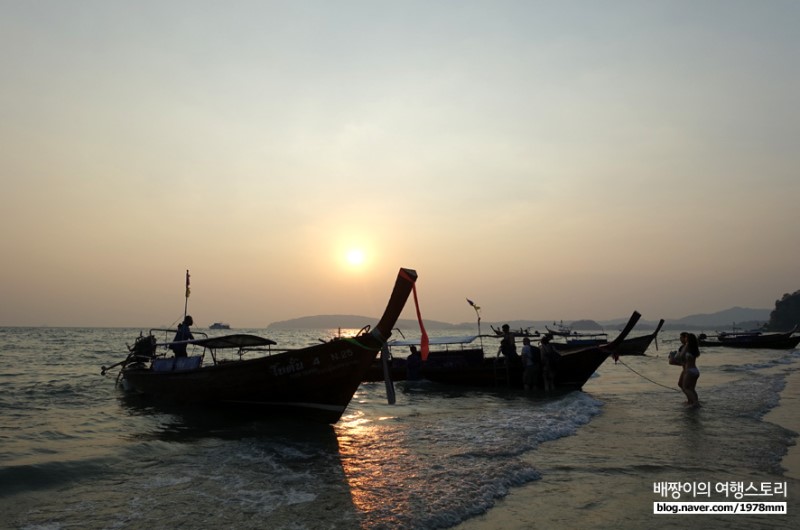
615,357 -> 681,392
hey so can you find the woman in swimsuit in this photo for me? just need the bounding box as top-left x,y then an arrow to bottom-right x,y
681,333 -> 701,408
669,332 -> 689,393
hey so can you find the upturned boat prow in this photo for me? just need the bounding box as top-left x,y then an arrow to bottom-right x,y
374,268 -> 418,341
605,310 -> 643,349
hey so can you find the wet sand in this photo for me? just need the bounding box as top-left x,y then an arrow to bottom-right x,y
455,355 -> 800,530
765,367 -> 800,480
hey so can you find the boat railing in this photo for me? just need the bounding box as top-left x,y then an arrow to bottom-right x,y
148,328 -> 209,356
209,346 -> 283,364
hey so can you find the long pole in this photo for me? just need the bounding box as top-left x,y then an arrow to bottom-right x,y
467,298 -> 483,350
184,269 -> 190,319
477,312 -> 483,351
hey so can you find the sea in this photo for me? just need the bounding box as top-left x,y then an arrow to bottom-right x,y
1,326 -> 798,529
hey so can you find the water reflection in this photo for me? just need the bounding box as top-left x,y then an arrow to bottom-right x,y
114,395 -> 364,528
119,393 -> 339,444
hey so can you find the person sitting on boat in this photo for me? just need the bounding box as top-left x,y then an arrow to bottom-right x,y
539,334 -> 558,392
497,324 -> 520,362
170,315 -> 194,358
521,337 -> 541,391
406,345 -> 423,380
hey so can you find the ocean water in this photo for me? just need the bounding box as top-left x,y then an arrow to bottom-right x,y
0,326 -> 798,529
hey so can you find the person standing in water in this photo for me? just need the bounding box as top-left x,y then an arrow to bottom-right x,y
669,332 -> 689,395
539,334 -> 558,392
521,337 -> 541,391
681,333 -> 701,407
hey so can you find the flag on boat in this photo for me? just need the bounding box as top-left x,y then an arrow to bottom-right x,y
467,298 -> 480,311
185,270 -> 191,298
415,291 -> 429,361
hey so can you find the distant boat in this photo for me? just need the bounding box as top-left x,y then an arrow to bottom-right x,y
546,320 -> 573,336
698,325 -> 800,350
209,322 -> 231,330
555,331 -> 608,347
490,325 -> 540,338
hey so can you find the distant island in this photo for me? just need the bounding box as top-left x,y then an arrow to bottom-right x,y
268,314 -> 467,330
267,307 -> 773,331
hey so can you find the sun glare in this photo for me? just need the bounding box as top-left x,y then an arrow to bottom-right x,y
346,249 -> 365,266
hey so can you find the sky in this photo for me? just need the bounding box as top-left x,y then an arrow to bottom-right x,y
1,1 -> 798,328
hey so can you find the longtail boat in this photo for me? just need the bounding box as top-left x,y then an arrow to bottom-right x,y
103,268 -> 418,423
490,325 -> 540,338
546,320 -> 573,336
603,318 -> 664,356
365,311 -> 642,392
555,331 -> 608,347
698,326 -> 799,350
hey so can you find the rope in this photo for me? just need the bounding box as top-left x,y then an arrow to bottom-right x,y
615,357 -> 681,392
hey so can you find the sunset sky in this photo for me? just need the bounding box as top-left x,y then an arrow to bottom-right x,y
2,1 -> 798,328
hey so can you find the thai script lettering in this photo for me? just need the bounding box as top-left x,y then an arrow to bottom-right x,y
271,358 -> 305,376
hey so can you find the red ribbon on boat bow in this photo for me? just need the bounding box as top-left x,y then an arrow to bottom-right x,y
401,269 -> 429,361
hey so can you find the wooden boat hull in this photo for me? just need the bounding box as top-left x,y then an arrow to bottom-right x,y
419,346 -> 612,391
554,319 -> 664,357
116,267 -> 419,424
613,319 -> 665,356
698,325 -> 799,350
122,339 -> 379,423
362,347 -> 484,383
698,335 -> 800,350
365,311 -> 643,392
561,337 -> 607,347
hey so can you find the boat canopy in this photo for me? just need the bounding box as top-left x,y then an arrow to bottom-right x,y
390,335 -> 480,347
161,334 -> 277,349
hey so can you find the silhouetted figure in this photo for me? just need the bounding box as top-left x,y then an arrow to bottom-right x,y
406,345 -> 423,380
497,324 -> 519,361
539,334 -> 558,392
521,337 -> 541,391
170,315 -> 194,357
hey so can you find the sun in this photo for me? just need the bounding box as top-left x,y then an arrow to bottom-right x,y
346,248 -> 365,267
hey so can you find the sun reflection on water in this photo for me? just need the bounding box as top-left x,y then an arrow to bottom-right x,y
335,413 -> 414,522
